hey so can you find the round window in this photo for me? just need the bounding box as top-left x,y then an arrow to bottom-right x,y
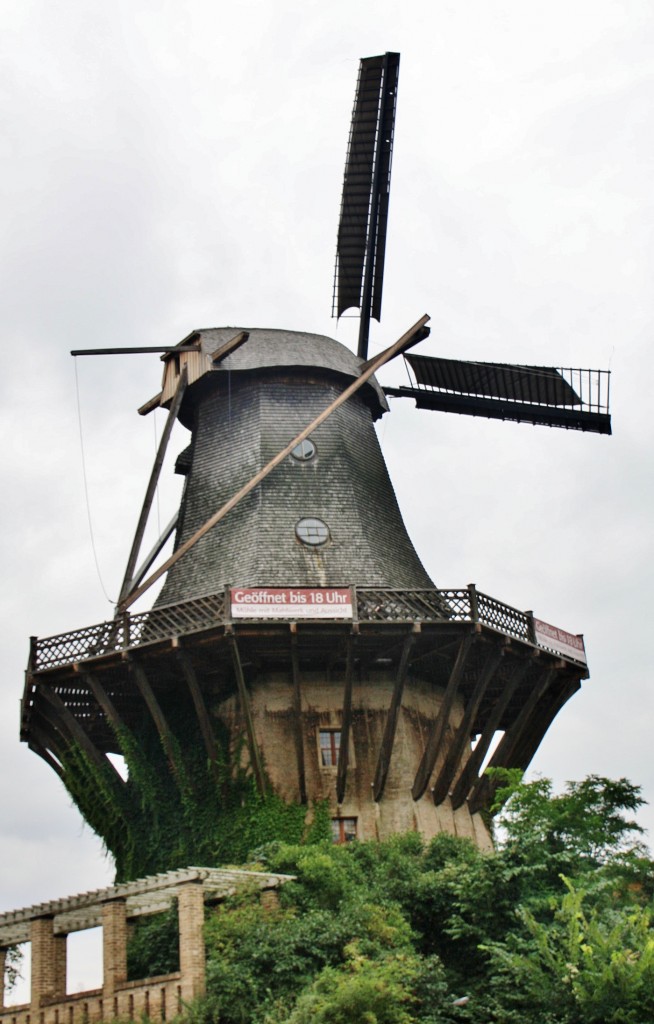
291,439 -> 316,462
295,517 -> 330,546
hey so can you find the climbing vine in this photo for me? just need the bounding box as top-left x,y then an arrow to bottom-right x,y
60,683 -> 330,881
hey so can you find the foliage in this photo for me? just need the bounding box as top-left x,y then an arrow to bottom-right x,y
127,903 -> 179,980
3,945 -> 23,992
484,879 -> 654,1023
57,756 -> 654,1022
282,954 -> 420,1024
177,775 -> 653,1024
493,771 -> 645,866
57,691 -> 330,881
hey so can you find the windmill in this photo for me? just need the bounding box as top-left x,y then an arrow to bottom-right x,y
20,53 -> 611,880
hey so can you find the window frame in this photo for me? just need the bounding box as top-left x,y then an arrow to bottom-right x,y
318,728 -> 341,768
331,817 -> 357,844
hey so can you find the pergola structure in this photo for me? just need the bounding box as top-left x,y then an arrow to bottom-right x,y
0,867 -> 291,1023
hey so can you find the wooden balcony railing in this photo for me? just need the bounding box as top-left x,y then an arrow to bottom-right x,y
27,585 -> 584,672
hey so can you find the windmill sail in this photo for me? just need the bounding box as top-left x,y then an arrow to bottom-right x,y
333,52 -> 400,359
386,355 -> 611,434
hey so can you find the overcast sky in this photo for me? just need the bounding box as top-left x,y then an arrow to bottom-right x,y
1,0 -> 653,994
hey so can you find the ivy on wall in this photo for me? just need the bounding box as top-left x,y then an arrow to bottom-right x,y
58,682 -> 330,882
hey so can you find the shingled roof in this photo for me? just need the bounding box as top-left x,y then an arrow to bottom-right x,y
155,328 -> 433,605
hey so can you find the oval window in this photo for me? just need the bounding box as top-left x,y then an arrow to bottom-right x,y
295,517 -> 329,546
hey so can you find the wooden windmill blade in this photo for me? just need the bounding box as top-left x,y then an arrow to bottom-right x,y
386,355 -> 612,434
333,52 -> 400,360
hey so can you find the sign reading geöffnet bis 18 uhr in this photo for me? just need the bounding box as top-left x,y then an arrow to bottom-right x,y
231,587 -> 353,619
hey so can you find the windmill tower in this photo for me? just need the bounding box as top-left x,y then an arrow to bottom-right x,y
20,54 -> 611,880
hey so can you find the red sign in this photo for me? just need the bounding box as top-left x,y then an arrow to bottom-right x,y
231,587 -> 353,619
534,618 -> 587,665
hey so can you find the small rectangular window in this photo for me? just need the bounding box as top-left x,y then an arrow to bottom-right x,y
319,729 -> 341,767
331,817 -> 357,844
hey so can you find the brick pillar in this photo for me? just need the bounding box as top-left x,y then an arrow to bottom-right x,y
54,934 -> 67,997
102,899 -> 127,996
0,947 -> 7,1010
177,882 -> 205,1002
260,889 -> 280,911
31,916 -> 59,1005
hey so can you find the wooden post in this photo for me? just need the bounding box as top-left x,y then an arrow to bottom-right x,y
82,672 -> 126,734
290,626 -> 307,805
127,512 -> 179,595
127,657 -> 182,782
118,367 -> 188,606
411,632 -> 475,801
431,642 -> 505,806
29,714 -> 68,772
27,736 -> 64,778
336,635 -> 357,804
372,628 -> 418,802
449,657 -> 532,810
468,665 -> 556,813
119,315 -> 430,611
37,686 -> 126,788
468,584 -> 479,623
508,674 -> 581,775
210,330 -> 249,365
174,644 -> 218,768
228,635 -> 266,797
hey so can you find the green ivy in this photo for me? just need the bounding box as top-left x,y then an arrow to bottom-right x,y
127,902 -> 180,980
58,687 -> 329,881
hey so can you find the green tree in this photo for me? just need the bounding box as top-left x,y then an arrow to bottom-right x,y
484,879 -> 654,1024
151,775 -> 653,1024
493,773 -> 645,863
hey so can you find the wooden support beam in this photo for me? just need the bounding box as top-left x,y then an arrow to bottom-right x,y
336,635 -> 357,805
431,641 -> 505,806
173,644 -> 218,768
372,628 -> 418,802
210,330 -> 250,364
290,626 -> 307,805
126,657 -> 182,782
118,367 -> 188,606
28,741 -> 63,777
449,656 -> 532,810
136,332 -> 249,415
81,672 -> 126,734
138,392 -> 163,416
228,634 -> 267,797
508,675 -> 581,774
468,665 -> 556,814
411,631 -> 475,801
119,314 -> 430,611
29,713 -> 69,770
36,686 -> 126,788
27,729 -> 64,777
71,345 -> 202,357
128,512 -> 178,592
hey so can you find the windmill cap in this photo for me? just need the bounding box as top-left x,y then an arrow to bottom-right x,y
182,326 -> 389,418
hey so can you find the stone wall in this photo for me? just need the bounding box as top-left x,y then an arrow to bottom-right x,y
217,668 -> 493,851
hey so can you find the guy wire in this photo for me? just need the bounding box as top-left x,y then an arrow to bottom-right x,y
74,359 -> 114,603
